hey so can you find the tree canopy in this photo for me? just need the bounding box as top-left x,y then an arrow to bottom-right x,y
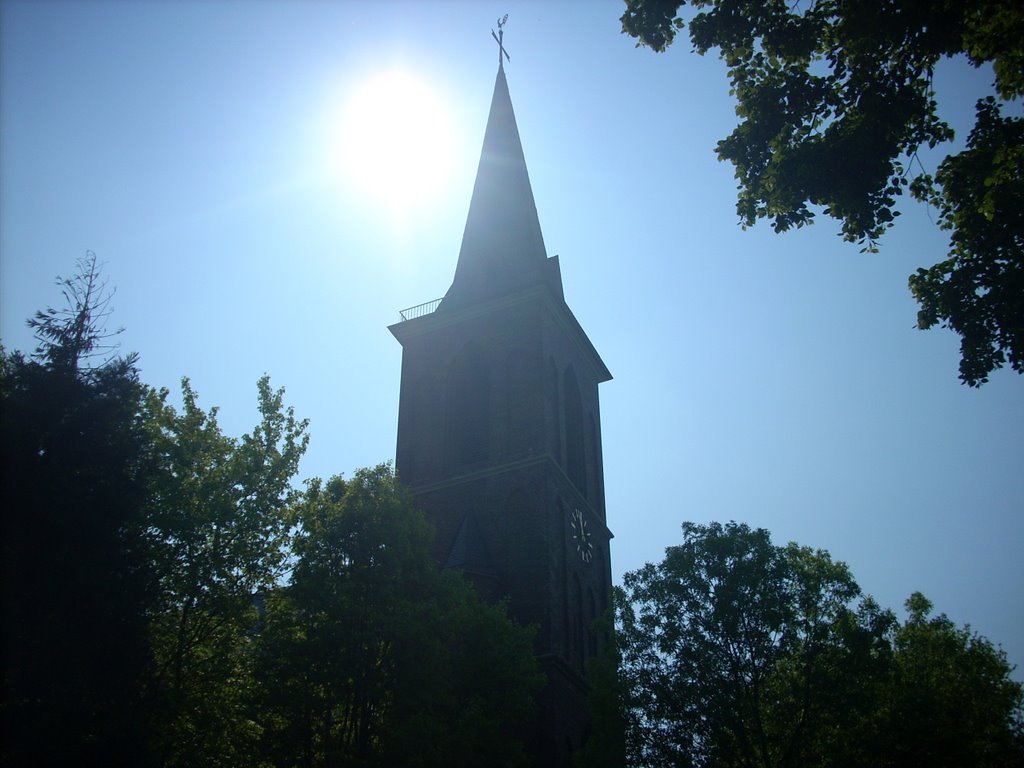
616,521 -> 1024,768
620,0 -> 1023,386
143,375 -> 309,767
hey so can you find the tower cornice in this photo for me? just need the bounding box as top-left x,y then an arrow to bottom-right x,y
389,279 -> 611,385
401,451 -> 613,542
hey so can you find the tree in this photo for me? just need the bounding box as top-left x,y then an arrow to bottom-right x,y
616,522 -> 892,768
615,522 -> 1024,768
255,465 -> 541,768
882,593 -> 1024,768
576,609 -> 628,768
143,376 -> 308,767
2,256 -> 158,767
26,250 -> 126,373
620,0 -> 1023,385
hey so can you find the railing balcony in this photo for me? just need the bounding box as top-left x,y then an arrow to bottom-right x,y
399,297 -> 442,322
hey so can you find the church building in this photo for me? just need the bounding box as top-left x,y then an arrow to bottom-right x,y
389,54 -> 613,766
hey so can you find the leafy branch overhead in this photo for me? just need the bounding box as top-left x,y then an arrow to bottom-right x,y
621,0 -> 1023,386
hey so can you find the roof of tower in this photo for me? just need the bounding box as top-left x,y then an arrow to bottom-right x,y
440,63 -> 556,309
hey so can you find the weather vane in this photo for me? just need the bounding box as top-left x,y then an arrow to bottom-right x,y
491,14 -> 510,66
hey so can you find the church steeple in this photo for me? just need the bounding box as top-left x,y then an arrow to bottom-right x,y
441,64 -> 553,309
390,51 -> 613,766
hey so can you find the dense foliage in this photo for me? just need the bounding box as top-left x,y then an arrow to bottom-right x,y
616,522 -> 1024,768
258,467 -> 541,768
2,257 -> 157,767
620,0 -> 1023,386
144,375 -> 309,767
1,258 -> 540,767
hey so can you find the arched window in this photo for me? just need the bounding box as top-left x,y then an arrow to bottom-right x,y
587,587 -> 598,658
505,348 -> 531,457
557,497 -> 571,660
594,546 -> 608,614
446,345 -> 490,469
409,374 -> 439,483
547,357 -> 561,463
573,574 -> 585,670
564,366 -> 586,497
588,412 -> 602,509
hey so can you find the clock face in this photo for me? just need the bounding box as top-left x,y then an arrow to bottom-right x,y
570,507 -> 594,563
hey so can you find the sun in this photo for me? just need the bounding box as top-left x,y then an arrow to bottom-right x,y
336,70 -> 456,215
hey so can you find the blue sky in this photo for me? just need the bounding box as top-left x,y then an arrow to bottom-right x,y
2,1 -> 1021,676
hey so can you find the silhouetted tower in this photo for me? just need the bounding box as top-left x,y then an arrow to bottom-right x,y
389,56 -> 613,767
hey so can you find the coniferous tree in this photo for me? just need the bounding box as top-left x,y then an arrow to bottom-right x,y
1,254 -> 158,767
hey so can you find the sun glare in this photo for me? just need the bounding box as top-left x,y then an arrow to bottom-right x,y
336,70 -> 456,215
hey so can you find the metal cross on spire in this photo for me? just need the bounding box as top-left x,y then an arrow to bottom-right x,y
491,14 -> 510,66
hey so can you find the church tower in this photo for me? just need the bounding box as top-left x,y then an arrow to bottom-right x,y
389,58 -> 613,767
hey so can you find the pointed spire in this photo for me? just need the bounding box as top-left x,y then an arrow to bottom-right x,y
442,64 -> 551,309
